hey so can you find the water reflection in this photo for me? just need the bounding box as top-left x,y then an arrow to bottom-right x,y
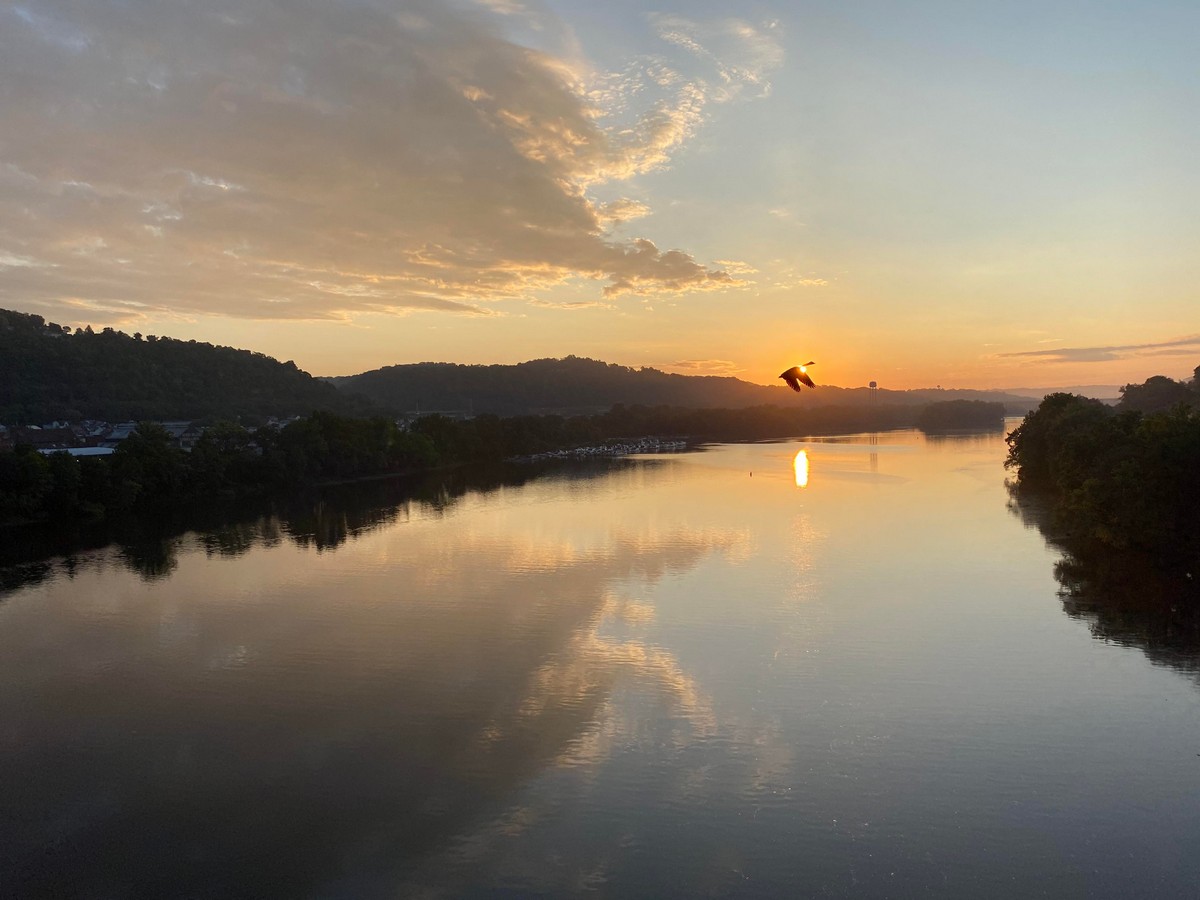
0,463 -> 741,896
6,435 -> 1200,897
793,449 -> 809,488
0,459 -> 652,597
922,427 -> 1006,448
1008,485 -> 1200,680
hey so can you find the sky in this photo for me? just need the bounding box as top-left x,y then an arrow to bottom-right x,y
1,0 -> 1197,389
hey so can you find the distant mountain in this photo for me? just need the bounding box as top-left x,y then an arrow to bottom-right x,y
0,308 -> 350,423
330,356 -> 1036,416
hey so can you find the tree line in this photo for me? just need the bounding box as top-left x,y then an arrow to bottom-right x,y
0,413 -> 438,524
0,308 -> 356,423
2,397 -> 1008,527
1005,368 -> 1200,572
915,399 -> 1006,431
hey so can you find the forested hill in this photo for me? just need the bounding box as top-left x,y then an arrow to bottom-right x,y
2,305 -> 1035,424
0,308 -> 348,423
330,356 -> 1034,415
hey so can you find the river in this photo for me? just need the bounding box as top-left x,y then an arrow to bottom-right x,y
2,427 -> 1198,898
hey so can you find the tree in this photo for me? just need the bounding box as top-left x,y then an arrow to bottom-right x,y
1005,393 -> 1111,486
189,421 -> 263,491
1118,375 -> 1194,414
110,422 -> 187,508
1008,390 -> 1200,569
43,451 -> 81,515
0,445 -> 52,521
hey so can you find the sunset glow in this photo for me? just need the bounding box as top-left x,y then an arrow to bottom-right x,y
1,0 -> 1197,389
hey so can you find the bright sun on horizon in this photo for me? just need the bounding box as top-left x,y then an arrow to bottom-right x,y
1,0 -> 1198,390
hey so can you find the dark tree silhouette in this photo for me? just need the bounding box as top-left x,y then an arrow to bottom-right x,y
1118,375 -> 1195,413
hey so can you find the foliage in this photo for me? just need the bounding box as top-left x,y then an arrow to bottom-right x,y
1004,393 -> 1116,486
0,307 -> 361,423
0,414 -> 440,526
1006,382 -> 1200,571
1,398 -> 975,527
0,446 -> 53,521
1118,374 -> 1196,414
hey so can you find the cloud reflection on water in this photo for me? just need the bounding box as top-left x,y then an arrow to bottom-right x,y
0,472 -> 742,896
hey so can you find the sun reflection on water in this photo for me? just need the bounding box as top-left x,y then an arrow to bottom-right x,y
793,449 -> 809,488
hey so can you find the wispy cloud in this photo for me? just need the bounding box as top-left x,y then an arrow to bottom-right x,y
712,259 -> 757,276
757,261 -> 828,290
998,335 -> 1200,363
528,298 -> 615,310
0,251 -> 51,269
649,15 -> 782,102
0,1 -> 768,324
665,359 -> 743,376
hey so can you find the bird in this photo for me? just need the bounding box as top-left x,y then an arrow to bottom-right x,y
779,362 -> 816,391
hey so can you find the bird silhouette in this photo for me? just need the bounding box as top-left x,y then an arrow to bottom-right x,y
779,362 -> 816,391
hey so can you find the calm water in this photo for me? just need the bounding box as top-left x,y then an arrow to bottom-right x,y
2,429 -> 1199,898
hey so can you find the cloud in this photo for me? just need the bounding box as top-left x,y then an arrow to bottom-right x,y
595,198 -> 651,224
0,1 -> 751,324
758,262 -> 827,289
0,251 -> 51,269
665,359 -> 743,376
712,259 -> 757,275
528,298 -> 615,310
649,15 -> 782,102
998,335 -> 1200,363
473,0 -> 528,15
601,238 -> 733,296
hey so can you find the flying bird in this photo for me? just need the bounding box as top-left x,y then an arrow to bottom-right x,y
779,362 -> 816,391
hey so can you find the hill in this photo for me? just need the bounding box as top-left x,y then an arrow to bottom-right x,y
1,306 -> 1038,425
0,308 -> 349,423
330,356 -> 1035,416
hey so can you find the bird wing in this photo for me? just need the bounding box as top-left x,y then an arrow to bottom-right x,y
779,367 -> 816,390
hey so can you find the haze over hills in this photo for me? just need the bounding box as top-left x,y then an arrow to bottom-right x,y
328,357 -> 1037,416
1002,385 -> 1122,401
